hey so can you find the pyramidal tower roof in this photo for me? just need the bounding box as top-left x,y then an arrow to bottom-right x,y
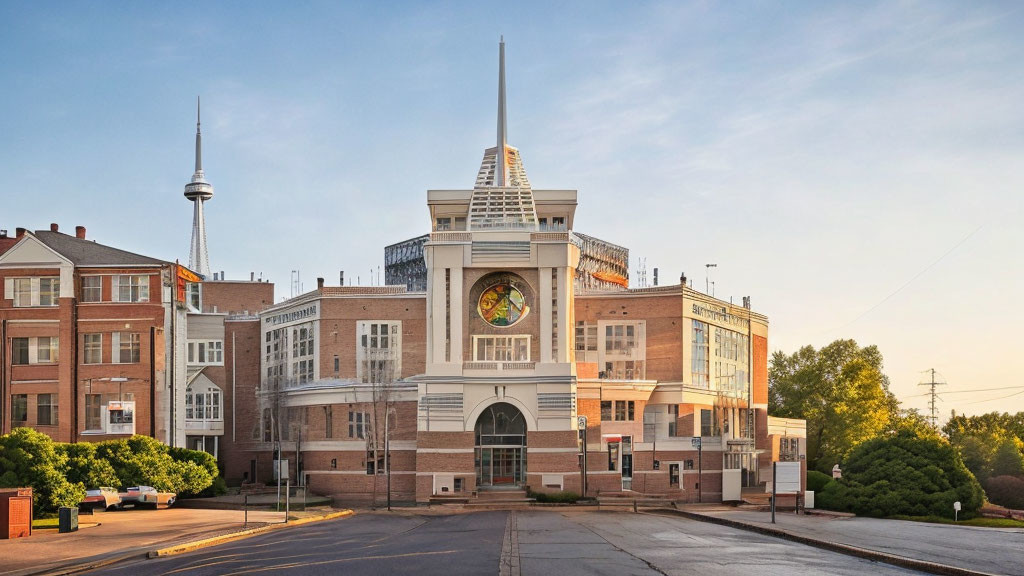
468,38 -> 537,231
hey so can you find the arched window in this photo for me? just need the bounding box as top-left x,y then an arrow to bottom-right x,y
474,402 -> 526,446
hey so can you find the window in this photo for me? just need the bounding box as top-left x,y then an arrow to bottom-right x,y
37,394 -> 57,426
11,395 -> 27,424
85,394 -> 102,431
614,400 -> 635,421
607,442 -> 619,471
187,340 -> 223,365
82,276 -> 102,302
713,328 -> 749,395
83,334 -> 102,364
186,282 -> 201,311
700,409 -> 712,437
116,332 -> 141,364
349,411 -> 368,439
333,355 -> 339,374
669,463 -> 680,488
691,320 -> 710,388
685,459 -> 694,470
292,327 -> 314,359
357,321 -> 401,383
113,275 -> 149,302
552,216 -> 565,230
36,337 -> 58,363
600,400 -> 612,421
11,337 -> 57,364
435,217 -> 452,231
39,278 -> 60,306
668,404 -> 679,437
12,278 -> 31,307
324,406 -> 333,438
185,385 -> 222,421
472,335 -> 530,362
11,338 -> 29,365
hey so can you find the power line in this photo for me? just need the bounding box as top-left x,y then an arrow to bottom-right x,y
964,389 -> 1024,405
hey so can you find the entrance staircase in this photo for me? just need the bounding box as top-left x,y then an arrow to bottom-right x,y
429,488 -> 535,508
596,492 -> 677,509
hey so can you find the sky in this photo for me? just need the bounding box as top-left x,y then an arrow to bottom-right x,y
2,1 -> 1022,420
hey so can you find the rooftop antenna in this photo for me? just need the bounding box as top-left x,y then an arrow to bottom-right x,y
705,264 -> 717,294
495,36 -> 507,187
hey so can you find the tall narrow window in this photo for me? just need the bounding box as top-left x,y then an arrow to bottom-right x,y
11,395 -> 27,425
12,279 -> 31,307
84,332 -> 102,362
82,276 -> 102,302
691,321 -> 710,388
324,406 -> 333,439
36,337 -> 58,363
11,338 -> 29,365
551,269 -> 558,361
85,394 -> 103,431
37,394 -> 57,426
117,332 -> 141,363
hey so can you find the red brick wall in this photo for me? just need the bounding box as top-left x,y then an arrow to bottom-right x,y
574,293 -> 683,381
201,281 -> 275,315
753,334 -> 768,405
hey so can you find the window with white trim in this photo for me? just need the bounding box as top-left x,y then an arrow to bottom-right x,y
112,275 -> 149,303
10,337 -> 58,364
357,321 -> 401,383
472,335 -> 530,362
6,277 -> 60,307
187,340 -> 223,365
348,411 -> 369,439
185,384 -> 222,421
82,276 -> 102,302
37,393 -> 57,426
113,332 -> 141,364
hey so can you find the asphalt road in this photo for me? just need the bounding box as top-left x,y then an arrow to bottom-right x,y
90,509 -> 940,576
97,511 -> 507,576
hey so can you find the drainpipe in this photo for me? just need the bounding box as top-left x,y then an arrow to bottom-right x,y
1,319 -> 7,433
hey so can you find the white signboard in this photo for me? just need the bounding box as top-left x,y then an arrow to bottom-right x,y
105,401 -> 136,435
774,462 -> 801,494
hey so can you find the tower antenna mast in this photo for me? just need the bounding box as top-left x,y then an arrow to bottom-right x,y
918,368 -> 946,428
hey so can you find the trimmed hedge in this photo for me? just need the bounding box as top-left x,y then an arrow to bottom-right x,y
985,475 -> 1024,510
529,490 -> 580,504
806,470 -> 832,493
816,429 -> 983,518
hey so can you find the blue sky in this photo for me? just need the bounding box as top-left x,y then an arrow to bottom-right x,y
3,1 -> 1022,418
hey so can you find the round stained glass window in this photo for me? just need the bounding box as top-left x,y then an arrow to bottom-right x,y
478,283 -> 528,327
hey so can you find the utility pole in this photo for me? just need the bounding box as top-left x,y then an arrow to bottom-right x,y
705,264 -> 717,295
918,369 -> 946,428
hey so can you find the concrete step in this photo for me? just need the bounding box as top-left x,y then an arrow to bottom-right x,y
477,490 -> 527,501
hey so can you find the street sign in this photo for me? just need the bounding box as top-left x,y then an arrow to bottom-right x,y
577,415 -> 587,429
691,437 -> 701,448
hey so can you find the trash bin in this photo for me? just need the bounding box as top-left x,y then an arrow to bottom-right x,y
0,488 -> 33,539
58,506 -> 78,533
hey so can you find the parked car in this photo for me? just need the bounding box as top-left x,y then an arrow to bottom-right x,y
119,486 -> 176,509
80,487 -> 122,511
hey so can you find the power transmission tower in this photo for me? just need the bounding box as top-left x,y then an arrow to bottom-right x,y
918,368 -> 946,428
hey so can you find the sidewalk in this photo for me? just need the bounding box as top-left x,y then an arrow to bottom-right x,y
661,506 -> 1024,576
0,506 -> 345,576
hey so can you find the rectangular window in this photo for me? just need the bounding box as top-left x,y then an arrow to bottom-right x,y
613,400 -> 635,421
115,275 -> 149,302
11,394 -> 27,424
691,320 -> 710,388
669,463 -> 680,488
39,278 -> 60,306
36,394 -> 57,426
11,338 -> 29,365
85,394 -> 102,431
12,278 -> 31,307
358,321 -> 401,383
472,335 -> 530,362
700,409 -> 712,437
324,406 -> 333,438
348,411 -> 368,439
668,404 -> 679,437
84,334 -> 102,364
607,442 -> 619,471
36,337 -> 58,363
600,400 -> 612,421
333,355 -> 339,374
118,332 -> 141,363
435,217 -> 452,231
82,276 -> 102,302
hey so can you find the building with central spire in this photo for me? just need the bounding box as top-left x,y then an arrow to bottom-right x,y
184,97 -> 213,277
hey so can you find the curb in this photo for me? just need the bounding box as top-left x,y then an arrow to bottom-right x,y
645,508 -> 1000,576
147,510 -> 354,558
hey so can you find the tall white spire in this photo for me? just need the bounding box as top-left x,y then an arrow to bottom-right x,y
496,36 -> 507,187
184,96 -> 214,277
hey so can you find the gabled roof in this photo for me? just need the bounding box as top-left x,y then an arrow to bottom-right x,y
33,230 -> 167,267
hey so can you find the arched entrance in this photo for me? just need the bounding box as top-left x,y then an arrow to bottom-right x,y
474,402 -> 526,488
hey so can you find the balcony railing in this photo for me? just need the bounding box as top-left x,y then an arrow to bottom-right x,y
464,361 -> 536,371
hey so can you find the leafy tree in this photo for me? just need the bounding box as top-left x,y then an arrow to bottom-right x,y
989,439 -> 1024,478
769,339 -> 899,472
0,428 -> 85,515
816,428 -> 983,518
94,435 -> 214,494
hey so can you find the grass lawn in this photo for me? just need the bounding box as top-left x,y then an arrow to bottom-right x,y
31,516 -> 59,529
889,515 -> 1024,528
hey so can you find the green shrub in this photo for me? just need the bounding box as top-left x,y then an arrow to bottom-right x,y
816,429 -> 983,518
0,428 -> 86,515
529,490 -> 580,504
985,475 -> 1024,510
94,436 -> 215,495
59,442 -> 119,489
806,470 -> 832,493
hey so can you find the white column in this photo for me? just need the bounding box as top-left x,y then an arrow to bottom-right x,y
556,267 -> 569,363
539,267 -> 552,363
431,267 -> 448,365
450,266 -> 464,364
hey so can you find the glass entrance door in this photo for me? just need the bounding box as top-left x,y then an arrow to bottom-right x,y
476,447 -> 523,486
